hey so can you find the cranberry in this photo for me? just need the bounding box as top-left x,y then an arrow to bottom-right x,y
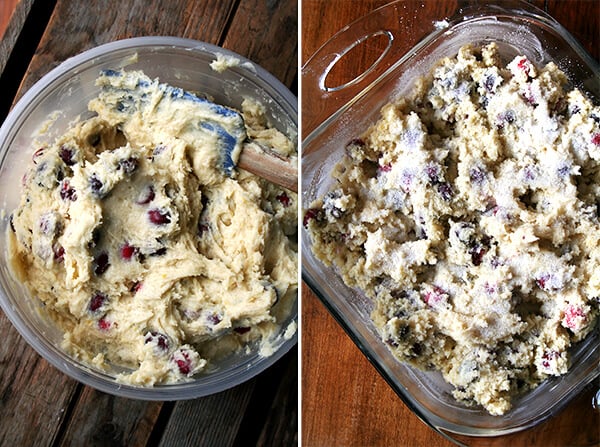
496,110 -> 516,129
89,292 -> 108,313
535,273 -> 562,292
400,170 -> 414,191
207,313 -> 222,325
592,133 -> 600,146
437,182 -> 453,201
483,282 -> 497,295
59,180 -> 77,201
38,213 -> 59,236
89,174 -> 104,196
516,57 -> 532,78
53,244 -> 65,263
172,349 -> 193,375
303,208 -> 323,228
59,145 -> 76,166
144,331 -> 169,351
557,164 -> 571,178
276,192 -> 291,207
423,286 -> 446,307
130,281 -> 143,293
378,163 -> 392,173
93,251 -> 110,275
198,222 -> 209,237
468,236 -> 491,266
469,167 -> 486,185
120,243 -> 137,260
153,145 -> 167,157
98,317 -> 112,331
522,85 -> 538,106
541,350 -> 559,369
564,304 -> 586,330
118,157 -> 138,174
523,165 -> 536,181
425,163 -> 442,184
482,73 -> 497,93
136,185 -> 155,205
148,209 -> 171,225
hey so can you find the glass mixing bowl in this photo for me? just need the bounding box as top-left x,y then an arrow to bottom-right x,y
302,0 -> 599,439
0,36 -> 298,400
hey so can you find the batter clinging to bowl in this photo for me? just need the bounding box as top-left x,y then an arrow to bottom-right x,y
9,69 -> 298,385
305,43 -> 599,415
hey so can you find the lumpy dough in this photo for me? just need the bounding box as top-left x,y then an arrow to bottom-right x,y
305,43 -> 599,415
9,70 -> 297,385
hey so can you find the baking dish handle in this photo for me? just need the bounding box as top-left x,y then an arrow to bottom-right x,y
301,0 -> 452,136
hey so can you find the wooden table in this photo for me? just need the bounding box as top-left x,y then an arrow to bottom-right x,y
0,1 -> 297,446
301,1 -> 599,446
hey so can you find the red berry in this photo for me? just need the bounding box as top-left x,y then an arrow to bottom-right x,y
303,208 -> 323,228
93,251 -> 110,275
98,317 -> 112,331
60,180 -> 77,201
172,349 -> 193,375
207,313 -> 222,325
118,157 -> 138,174
592,133 -> 600,146
136,185 -> 155,205
148,208 -> 171,225
541,350 -> 559,369
53,244 -> 65,263
130,281 -> 143,293
89,292 -> 108,313
378,163 -> 392,173
144,331 -> 169,351
120,243 -> 137,260
276,192 -> 291,207
198,222 -> 209,237
564,304 -> 586,330
423,286 -> 446,306
59,145 -> 76,166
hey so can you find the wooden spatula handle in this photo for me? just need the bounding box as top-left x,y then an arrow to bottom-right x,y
238,141 -> 298,193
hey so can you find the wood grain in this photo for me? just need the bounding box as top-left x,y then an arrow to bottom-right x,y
301,1 -> 599,446
158,382 -> 255,447
301,288 -> 455,447
0,0 -> 20,40
0,0 -> 28,74
221,0 -> 298,92
56,387 -> 163,447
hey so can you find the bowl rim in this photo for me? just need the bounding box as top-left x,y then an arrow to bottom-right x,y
301,0 -> 599,438
0,36 -> 298,400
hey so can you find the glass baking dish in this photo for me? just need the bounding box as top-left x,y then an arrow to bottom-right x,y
301,0 -> 599,439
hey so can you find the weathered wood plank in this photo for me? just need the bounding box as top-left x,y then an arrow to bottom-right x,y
222,0 -> 298,90
0,311 -> 80,446
56,387 -> 163,447
255,348 -> 298,447
17,0 -> 239,100
157,381 -> 256,447
1,1 -> 297,446
0,0 -> 31,74
0,0 -> 56,121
